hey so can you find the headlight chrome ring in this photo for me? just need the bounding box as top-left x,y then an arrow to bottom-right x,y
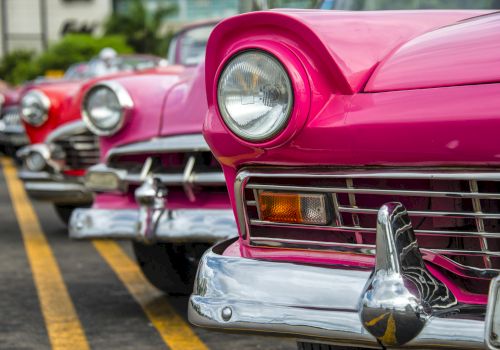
217,50 -> 294,143
20,90 -> 51,127
82,81 -> 133,136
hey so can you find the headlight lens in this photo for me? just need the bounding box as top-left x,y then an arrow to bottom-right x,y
82,82 -> 132,136
21,90 -> 50,126
217,50 -> 293,142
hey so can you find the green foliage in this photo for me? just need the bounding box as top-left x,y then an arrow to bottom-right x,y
104,0 -> 177,56
36,34 -> 133,73
0,34 -> 133,85
0,50 -> 38,85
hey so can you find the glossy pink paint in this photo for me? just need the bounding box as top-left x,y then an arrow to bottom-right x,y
366,12 -> 500,92
203,10 -> 500,305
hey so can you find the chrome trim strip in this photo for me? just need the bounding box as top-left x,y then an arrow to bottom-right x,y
339,206 -> 500,219
45,120 -> 88,143
69,207 -> 237,242
246,183 -> 500,200
249,219 -> 500,238
188,238 -> 487,349
106,134 -> 211,160
240,168 -> 500,181
24,181 -> 93,204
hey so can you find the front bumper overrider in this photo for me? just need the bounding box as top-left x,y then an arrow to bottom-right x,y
188,203 -> 493,349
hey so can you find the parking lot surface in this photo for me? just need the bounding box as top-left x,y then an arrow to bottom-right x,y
0,157 -> 296,350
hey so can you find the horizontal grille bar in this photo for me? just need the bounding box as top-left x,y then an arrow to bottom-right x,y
338,206 -> 500,219
249,219 -> 500,238
246,183 -> 500,200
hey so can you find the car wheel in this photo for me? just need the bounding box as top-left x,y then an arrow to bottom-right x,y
297,343 -> 369,350
132,241 -> 210,295
53,204 -> 76,225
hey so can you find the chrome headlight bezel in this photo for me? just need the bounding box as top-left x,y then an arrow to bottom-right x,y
20,90 -> 51,127
82,81 -> 133,136
217,50 -> 294,143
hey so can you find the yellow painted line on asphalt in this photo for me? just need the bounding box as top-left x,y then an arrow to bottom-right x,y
1,157 -> 90,350
93,240 -> 209,350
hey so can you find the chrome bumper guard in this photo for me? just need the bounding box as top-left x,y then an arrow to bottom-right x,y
189,203 -> 491,349
69,207 -> 237,243
18,169 -> 93,204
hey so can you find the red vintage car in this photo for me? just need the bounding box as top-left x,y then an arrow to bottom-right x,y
188,8 -> 500,350
16,53 -> 165,223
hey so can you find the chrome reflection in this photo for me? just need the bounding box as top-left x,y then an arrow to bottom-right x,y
360,202 -> 458,347
135,177 -> 167,242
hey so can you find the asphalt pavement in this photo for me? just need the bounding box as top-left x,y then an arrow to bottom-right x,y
0,156 -> 297,350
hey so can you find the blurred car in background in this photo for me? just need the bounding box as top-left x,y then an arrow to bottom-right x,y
188,7 -> 500,350
69,21 -> 237,295
0,85 -> 27,156
17,53 -> 165,224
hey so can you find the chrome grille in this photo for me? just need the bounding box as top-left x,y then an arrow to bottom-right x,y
0,106 -> 23,131
238,169 -> 500,277
106,134 -> 226,200
53,130 -> 99,170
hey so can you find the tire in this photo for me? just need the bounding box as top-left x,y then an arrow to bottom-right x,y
297,343 -> 369,350
53,204 -> 76,226
132,241 -> 210,295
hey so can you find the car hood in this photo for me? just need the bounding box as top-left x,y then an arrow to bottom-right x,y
365,12 -> 500,92
99,65 -> 192,157
159,62 -> 207,137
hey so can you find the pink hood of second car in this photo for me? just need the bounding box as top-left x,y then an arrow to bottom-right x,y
99,64 -> 206,157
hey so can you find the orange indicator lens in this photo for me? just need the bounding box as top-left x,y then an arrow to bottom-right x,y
257,191 -> 328,225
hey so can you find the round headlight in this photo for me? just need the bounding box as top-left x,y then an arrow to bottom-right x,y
82,82 -> 133,136
217,50 -> 293,142
21,90 -> 50,126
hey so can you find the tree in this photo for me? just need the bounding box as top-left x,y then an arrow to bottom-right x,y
104,0 -> 177,56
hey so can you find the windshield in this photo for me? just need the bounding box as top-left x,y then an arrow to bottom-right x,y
168,24 -> 216,66
85,55 -> 164,78
319,0 -> 500,9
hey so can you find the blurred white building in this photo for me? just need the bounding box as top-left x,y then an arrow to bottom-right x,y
0,0 -> 113,57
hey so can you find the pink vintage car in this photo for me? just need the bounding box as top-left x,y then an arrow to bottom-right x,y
69,21 -> 237,295
188,8 -> 500,350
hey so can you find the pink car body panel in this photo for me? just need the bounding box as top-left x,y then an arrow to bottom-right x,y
366,12 -> 500,91
203,10 -> 500,306
94,64 -> 230,211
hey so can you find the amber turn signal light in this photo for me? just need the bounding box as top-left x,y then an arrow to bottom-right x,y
257,191 -> 329,225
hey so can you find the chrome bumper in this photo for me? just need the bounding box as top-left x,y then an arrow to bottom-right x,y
189,203 -> 490,349
189,240 -> 486,349
69,207 -> 237,243
18,169 -> 93,204
0,128 -> 29,147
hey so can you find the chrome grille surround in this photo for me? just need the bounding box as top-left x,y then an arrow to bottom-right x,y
91,134 -> 226,198
48,120 -> 99,170
235,167 -> 500,279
